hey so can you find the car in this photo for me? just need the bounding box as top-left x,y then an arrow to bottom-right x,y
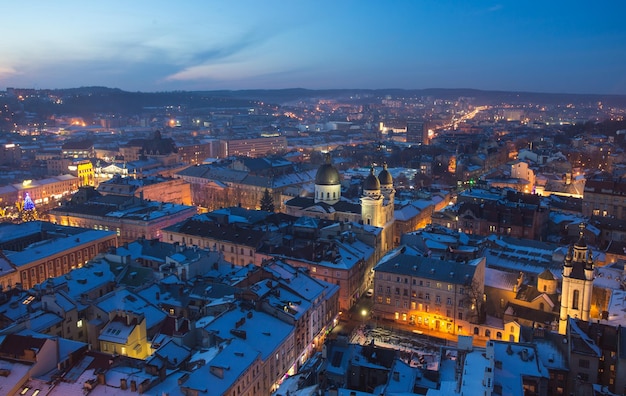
365,288 -> 374,298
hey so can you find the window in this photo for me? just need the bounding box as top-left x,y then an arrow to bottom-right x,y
425,293 -> 430,301
386,297 -> 391,304
395,287 -> 400,295
572,290 -> 580,310
435,295 -> 441,304
458,312 -> 463,320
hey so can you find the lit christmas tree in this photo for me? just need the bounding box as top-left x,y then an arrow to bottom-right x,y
20,193 -> 38,222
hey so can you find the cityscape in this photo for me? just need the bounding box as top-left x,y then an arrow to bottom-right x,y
0,85 -> 625,396
2,2 -> 626,396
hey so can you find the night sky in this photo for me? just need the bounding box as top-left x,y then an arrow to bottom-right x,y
2,1 -> 625,94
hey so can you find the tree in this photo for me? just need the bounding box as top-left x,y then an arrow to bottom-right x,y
259,189 -> 275,212
463,278 -> 486,324
19,193 -> 38,222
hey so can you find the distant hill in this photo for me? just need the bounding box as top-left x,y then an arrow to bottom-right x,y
5,87 -> 626,117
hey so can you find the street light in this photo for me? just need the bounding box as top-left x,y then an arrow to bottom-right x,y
361,309 -> 368,325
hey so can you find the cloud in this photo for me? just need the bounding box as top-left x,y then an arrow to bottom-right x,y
0,66 -> 19,78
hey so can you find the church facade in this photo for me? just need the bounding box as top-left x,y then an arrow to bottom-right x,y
284,154 -> 395,255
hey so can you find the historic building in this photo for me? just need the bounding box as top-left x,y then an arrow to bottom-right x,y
372,245 -> 486,336
583,174 -> 626,220
558,223 -> 595,335
0,221 -> 117,290
284,154 -> 395,255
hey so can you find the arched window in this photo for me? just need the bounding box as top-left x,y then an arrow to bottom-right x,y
485,329 -> 491,338
543,285 -> 547,292
572,290 -> 580,310
496,332 -> 502,340
474,327 -> 479,335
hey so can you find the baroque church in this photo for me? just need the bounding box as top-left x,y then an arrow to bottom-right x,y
284,154 -> 395,252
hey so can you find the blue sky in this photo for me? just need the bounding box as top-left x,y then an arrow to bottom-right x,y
1,1 -> 625,94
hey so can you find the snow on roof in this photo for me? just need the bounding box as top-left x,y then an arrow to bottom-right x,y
17,329 -> 87,362
490,342 -> 549,396
459,349 -> 490,395
202,307 -> 293,361
183,338 -> 260,395
485,267 -> 521,290
42,259 -> 115,300
96,289 -> 166,330
594,265 -> 624,290
384,359 -> 417,394
148,339 -> 191,367
568,319 -> 602,357
98,318 -> 135,343
5,230 -> 115,267
0,360 -> 32,395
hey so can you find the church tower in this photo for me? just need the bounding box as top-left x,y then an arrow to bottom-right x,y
558,223 -> 594,335
378,163 -> 395,226
314,153 -> 341,205
360,166 -> 383,227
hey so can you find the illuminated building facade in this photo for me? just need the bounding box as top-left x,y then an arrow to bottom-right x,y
372,246 -> 486,336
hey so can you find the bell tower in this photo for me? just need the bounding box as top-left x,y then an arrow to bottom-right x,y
558,223 -> 594,335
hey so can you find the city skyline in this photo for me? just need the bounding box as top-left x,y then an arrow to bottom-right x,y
1,1 -> 626,95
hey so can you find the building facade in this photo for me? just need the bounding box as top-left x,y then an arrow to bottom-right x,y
372,246 -> 486,336
558,224 -> 595,335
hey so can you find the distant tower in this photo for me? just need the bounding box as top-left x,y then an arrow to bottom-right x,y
360,166 -> 383,226
314,153 -> 341,204
558,223 -> 594,335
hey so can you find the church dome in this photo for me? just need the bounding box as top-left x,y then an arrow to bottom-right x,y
378,163 -> 393,185
315,154 -> 340,185
363,167 -> 381,191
